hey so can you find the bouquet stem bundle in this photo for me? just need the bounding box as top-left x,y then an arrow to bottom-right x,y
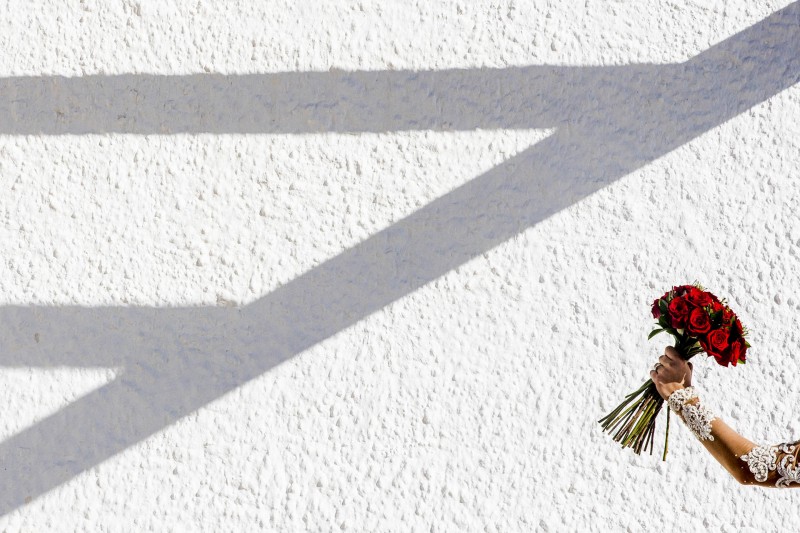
598,338 -> 696,460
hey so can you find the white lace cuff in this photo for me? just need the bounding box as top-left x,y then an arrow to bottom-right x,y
667,386 -> 697,413
666,386 -> 718,441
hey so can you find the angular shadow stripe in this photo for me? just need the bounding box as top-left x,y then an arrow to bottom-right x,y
0,2 -> 797,515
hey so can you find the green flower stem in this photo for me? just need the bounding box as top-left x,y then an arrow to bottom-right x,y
604,399 -> 641,434
616,396 -> 650,443
622,396 -> 654,447
612,403 -> 641,441
601,379 -> 654,428
640,399 -> 660,453
662,402 -> 671,461
630,395 -> 657,448
607,395 -> 646,434
634,401 -> 656,453
645,413 -> 657,454
598,391 -> 644,426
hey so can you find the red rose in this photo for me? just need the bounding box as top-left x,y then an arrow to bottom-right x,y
651,299 -> 662,319
687,307 -> 711,335
722,348 -> 736,367
731,317 -> 743,338
668,296 -> 690,328
672,285 -> 691,297
698,336 -> 726,366
728,339 -> 744,366
708,328 -> 730,356
685,287 -> 713,308
721,307 -> 734,325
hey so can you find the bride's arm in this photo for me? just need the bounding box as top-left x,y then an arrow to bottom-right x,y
664,382 -> 800,488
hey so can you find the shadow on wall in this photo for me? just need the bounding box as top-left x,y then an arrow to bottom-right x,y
0,2 -> 798,515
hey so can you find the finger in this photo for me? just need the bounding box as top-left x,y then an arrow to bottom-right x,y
687,361 -> 693,370
659,354 -> 670,365
664,346 -> 679,361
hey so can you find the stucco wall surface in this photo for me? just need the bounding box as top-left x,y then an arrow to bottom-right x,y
0,1 -> 799,531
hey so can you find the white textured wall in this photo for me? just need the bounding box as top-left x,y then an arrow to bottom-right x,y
1,1 -> 799,531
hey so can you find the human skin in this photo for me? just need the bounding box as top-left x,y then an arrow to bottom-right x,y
650,346 -> 795,487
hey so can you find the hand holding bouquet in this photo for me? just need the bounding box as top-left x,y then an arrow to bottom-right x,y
597,282 -> 750,460
650,346 -> 694,402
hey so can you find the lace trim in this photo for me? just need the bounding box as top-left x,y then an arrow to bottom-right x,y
741,442 -> 800,487
666,386 -> 718,441
667,387 -> 697,414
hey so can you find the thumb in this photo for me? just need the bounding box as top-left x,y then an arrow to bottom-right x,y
688,362 -> 693,370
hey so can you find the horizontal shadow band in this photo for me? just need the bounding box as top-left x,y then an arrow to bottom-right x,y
0,1 -> 796,136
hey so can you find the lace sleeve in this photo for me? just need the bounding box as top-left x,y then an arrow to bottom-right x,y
740,440 -> 800,488
667,386 -> 800,488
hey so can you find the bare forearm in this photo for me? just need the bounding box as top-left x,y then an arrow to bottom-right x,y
683,405 -> 757,483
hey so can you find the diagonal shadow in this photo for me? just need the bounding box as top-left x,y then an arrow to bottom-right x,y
0,3 -> 797,514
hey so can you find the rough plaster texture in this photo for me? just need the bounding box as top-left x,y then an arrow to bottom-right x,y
0,1 -> 799,531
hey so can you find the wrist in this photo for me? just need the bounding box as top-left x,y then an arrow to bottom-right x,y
662,382 -> 687,397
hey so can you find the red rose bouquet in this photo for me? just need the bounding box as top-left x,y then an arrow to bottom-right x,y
597,282 -> 751,460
